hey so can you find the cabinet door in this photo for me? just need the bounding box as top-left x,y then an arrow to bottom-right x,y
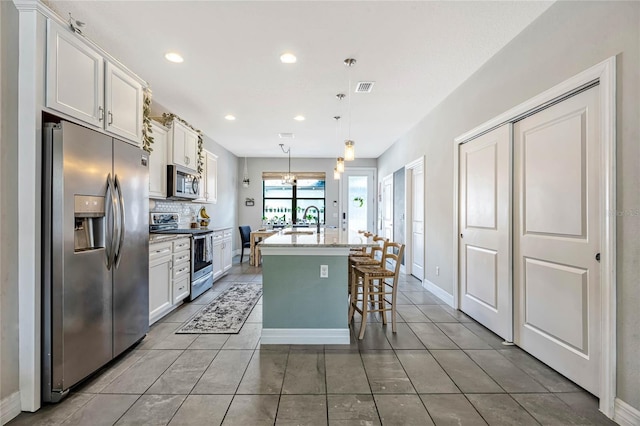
194,152 -> 207,202
46,20 -> 104,127
149,122 -> 168,198
185,130 -> 199,172
149,255 -> 172,325
222,237 -> 233,273
171,121 -> 188,168
173,276 -> 190,304
212,237 -> 224,280
206,151 -> 218,203
105,62 -> 143,144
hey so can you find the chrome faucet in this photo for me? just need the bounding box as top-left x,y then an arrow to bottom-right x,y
303,205 -> 321,234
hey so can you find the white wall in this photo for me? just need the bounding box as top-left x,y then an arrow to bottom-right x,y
237,157 -> 376,231
0,0 -> 21,406
377,0 -> 639,411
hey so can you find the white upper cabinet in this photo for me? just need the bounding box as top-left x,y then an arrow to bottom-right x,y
148,121 -> 168,199
205,151 -> 218,204
169,119 -> 199,172
46,20 -> 104,127
195,150 -> 217,203
46,20 -> 145,146
105,62 -> 143,142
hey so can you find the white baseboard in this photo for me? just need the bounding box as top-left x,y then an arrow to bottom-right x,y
261,328 -> 350,345
614,398 -> 640,426
1,391 -> 21,425
423,279 -> 455,307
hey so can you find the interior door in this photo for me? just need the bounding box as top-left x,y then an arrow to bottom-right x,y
340,168 -> 376,237
382,174 -> 393,240
409,162 -> 424,280
459,124 -> 512,341
514,86 -> 601,395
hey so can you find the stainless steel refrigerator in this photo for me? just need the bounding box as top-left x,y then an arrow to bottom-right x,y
42,120 -> 149,402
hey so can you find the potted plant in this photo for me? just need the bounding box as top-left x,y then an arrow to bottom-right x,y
353,196 -> 364,207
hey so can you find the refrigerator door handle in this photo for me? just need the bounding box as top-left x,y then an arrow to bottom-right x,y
105,174 -> 118,270
114,174 -> 126,268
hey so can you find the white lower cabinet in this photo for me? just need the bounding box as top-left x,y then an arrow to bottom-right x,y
149,241 -> 172,324
149,236 -> 191,325
212,228 -> 233,281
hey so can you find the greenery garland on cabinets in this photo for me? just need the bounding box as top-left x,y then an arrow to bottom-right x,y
142,88 -> 154,153
158,113 -> 204,175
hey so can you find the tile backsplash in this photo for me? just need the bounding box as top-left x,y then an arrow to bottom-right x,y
150,200 -> 203,227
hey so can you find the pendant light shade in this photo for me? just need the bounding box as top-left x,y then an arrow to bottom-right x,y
336,157 -> 345,173
242,157 -> 250,188
279,144 -> 296,185
344,140 -> 355,161
333,167 -> 341,180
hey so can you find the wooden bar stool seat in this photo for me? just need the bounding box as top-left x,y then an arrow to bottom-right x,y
349,242 -> 405,340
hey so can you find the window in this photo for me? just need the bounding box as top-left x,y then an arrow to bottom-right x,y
263,172 -> 325,225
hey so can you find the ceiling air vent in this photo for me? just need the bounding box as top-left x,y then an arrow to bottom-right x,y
355,81 -> 375,93
278,133 -> 295,139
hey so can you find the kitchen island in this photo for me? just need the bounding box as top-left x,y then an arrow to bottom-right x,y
259,228 -> 374,344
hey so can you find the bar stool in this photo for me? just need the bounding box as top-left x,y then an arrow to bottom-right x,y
348,235 -> 387,304
350,242 -> 405,339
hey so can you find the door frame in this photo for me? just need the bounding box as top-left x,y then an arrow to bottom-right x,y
338,167 -> 377,235
452,57 -> 616,416
404,156 -> 425,280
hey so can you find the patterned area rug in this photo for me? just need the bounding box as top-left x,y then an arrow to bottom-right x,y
176,282 -> 262,334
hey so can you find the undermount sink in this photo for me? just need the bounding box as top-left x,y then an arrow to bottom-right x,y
283,230 -> 314,235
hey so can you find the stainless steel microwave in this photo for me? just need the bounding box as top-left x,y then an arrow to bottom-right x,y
167,165 -> 200,200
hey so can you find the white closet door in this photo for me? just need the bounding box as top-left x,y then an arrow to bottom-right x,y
411,164 -> 424,280
459,125 -> 512,341
382,175 -> 394,240
514,86 -> 601,395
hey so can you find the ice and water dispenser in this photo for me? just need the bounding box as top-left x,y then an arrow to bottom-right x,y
73,195 -> 106,252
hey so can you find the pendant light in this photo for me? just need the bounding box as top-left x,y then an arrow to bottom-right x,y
344,58 -> 356,161
333,115 -> 342,178
279,144 -> 296,185
242,157 -> 250,188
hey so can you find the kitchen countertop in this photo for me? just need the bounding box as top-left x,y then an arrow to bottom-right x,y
260,228 -> 375,248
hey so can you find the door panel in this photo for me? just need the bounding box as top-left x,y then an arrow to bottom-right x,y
112,140 -> 149,356
459,124 -> 511,341
410,164 -> 424,279
340,169 -> 375,237
56,121 -> 113,388
382,175 -> 393,240
514,86 -> 600,395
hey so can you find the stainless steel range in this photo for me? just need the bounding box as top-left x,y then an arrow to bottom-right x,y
150,213 -> 213,301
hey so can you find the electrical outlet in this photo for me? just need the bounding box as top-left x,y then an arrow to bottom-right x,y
320,264 -> 329,278
436,266 -> 440,276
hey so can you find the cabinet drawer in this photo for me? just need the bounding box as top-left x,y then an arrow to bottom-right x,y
223,229 -> 232,239
173,276 -> 190,304
173,238 -> 190,252
172,251 -> 190,266
173,262 -> 191,280
149,242 -> 172,263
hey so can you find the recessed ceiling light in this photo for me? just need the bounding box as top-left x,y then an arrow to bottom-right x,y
280,53 -> 297,64
293,115 -> 305,121
164,52 -> 184,63
224,115 -> 236,121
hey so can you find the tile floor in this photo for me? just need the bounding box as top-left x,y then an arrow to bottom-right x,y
10,257 -> 616,426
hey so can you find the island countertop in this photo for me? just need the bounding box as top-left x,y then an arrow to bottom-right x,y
260,228 -> 375,248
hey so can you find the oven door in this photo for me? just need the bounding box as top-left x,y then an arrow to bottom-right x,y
192,233 -> 213,279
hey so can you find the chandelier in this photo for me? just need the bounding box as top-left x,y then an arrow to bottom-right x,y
279,144 -> 296,185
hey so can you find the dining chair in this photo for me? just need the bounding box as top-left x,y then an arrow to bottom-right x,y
238,225 -> 251,263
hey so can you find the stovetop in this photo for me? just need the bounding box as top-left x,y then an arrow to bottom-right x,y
151,228 -> 212,235
149,212 -> 212,235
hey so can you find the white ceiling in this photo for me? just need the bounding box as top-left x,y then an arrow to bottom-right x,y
48,1 -> 553,158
